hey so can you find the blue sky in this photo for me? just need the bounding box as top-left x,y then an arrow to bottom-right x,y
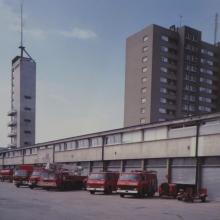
0,0 -> 220,147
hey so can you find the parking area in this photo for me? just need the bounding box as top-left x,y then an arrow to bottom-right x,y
0,182 -> 220,220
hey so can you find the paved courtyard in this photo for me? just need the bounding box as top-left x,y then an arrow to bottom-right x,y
0,182 -> 219,220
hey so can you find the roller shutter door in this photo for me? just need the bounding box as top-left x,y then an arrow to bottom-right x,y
107,160 -> 121,172
124,160 -> 142,172
171,158 -> 196,184
146,159 -> 167,186
79,162 -> 90,176
202,157 -> 220,201
91,161 -> 103,172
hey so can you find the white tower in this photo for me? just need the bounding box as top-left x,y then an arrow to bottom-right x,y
7,4 -> 36,148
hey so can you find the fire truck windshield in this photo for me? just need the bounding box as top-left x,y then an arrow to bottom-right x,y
119,174 -> 140,181
31,171 -> 41,177
14,170 -> 28,177
89,173 -> 105,180
41,172 -> 56,180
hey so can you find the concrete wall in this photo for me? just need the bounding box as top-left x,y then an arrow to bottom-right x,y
55,147 -> 102,163
104,137 -> 196,160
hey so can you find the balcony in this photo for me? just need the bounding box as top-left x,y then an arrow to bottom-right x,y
8,131 -> 17,137
7,110 -> 17,116
8,120 -> 17,127
7,143 -> 17,149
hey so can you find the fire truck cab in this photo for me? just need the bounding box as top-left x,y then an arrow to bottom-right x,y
13,165 -> 33,187
86,171 -> 119,194
0,169 -> 13,182
117,170 -> 157,198
28,168 -> 44,189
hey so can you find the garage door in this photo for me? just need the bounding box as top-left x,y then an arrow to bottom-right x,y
124,160 -> 142,172
91,161 -> 104,172
171,158 -> 196,184
202,157 -> 220,201
106,160 -> 121,172
146,159 -> 167,186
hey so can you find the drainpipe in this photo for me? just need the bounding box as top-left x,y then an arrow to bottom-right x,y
195,121 -> 201,194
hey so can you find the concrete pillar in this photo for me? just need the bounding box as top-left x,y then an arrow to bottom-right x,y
141,159 -> 145,171
120,160 -> 125,172
166,158 -> 172,183
89,161 -> 93,173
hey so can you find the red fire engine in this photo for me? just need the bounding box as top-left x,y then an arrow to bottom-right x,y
86,171 -> 119,194
13,165 -> 33,187
117,170 -> 157,198
38,163 -> 86,190
28,167 -> 45,189
0,169 -> 14,182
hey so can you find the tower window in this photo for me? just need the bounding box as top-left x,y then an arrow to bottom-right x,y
24,95 -> 32,99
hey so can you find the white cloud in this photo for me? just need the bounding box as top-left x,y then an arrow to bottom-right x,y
58,27 -> 97,40
0,1 -> 97,41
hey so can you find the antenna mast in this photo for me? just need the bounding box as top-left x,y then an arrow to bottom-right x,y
179,15 -> 183,27
19,3 -> 25,58
214,13 -> 218,45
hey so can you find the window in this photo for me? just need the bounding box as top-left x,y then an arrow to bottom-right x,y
199,96 -> 212,103
184,84 -> 196,92
207,60 -> 213,66
160,88 -> 167,93
66,141 -> 76,150
161,46 -> 168,52
161,56 -> 168,63
199,106 -> 211,112
24,107 -> 31,111
24,130 -> 31,134
141,98 -> 146,103
140,108 -> 146,114
141,88 -> 147,93
24,119 -> 31,122
91,137 -> 103,147
141,77 -> 147,83
143,36 -> 148,42
105,134 -> 121,145
161,35 -> 169,42
140,118 -> 146,124
199,87 -> 212,94
200,77 -> 212,85
143,46 -> 148,52
160,67 -> 168,73
142,56 -> 148,63
160,97 -> 167,104
142,67 -> 148,73
78,139 -> 89,148
160,77 -> 167,83
206,69 -> 213,75
159,108 -> 166,114
24,95 -> 32,99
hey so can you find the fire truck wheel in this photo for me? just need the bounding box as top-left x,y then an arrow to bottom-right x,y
201,197 -> 206,203
29,185 -> 34,189
106,187 -> 112,195
16,184 -> 20,188
90,191 -> 95,195
120,194 -> 124,198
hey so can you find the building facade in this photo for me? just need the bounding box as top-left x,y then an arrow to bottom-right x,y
124,24 -> 220,127
1,113 -> 220,201
8,55 -> 36,148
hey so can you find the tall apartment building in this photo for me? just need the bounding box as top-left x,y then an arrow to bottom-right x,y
124,24 -> 220,127
7,51 -> 36,148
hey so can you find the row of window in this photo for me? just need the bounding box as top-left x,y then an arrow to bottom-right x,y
160,87 -> 176,96
161,56 -> 177,65
159,108 -> 175,115
201,58 -> 214,66
183,95 -> 212,104
160,97 -> 176,105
